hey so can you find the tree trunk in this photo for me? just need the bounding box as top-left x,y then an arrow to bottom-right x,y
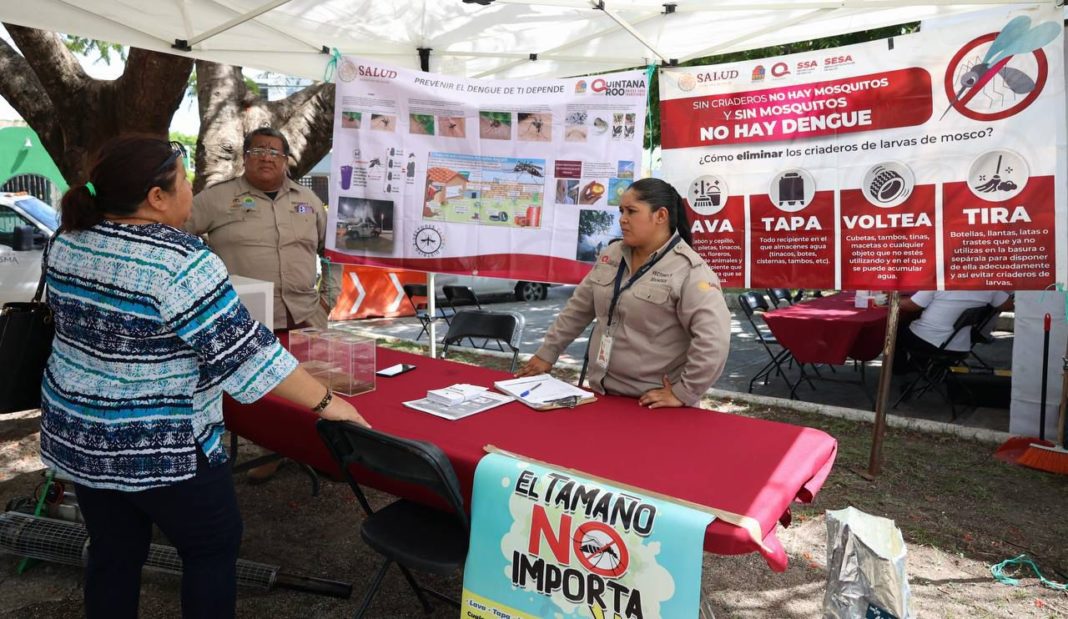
0,25 -> 192,185
194,59 -> 334,193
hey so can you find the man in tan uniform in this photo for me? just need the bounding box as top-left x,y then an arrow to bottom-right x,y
187,127 -> 337,330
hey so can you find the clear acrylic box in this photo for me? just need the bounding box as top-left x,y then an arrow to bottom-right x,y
288,327 -> 323,365
325,333 -> 376,396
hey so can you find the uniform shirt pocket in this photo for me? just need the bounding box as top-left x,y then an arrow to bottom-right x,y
626,282 -> 675,334
587,264 -> 618,317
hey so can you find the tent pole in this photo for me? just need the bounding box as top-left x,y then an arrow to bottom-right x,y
428,272 -> 437,357
597,3 -> 668,63
867,291 -> 901,477
185,0 -> 298,48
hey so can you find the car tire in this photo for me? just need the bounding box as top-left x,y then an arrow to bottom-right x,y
515,281 -> 547,302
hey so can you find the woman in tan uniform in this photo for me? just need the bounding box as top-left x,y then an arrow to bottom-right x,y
517,178 -> 731,408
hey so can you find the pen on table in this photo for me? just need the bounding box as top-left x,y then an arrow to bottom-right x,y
519,383 -> 542,398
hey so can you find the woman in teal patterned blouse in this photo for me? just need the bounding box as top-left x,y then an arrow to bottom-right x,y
40,136 -> 368,619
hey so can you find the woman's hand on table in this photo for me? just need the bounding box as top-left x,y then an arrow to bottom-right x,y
320,396 -> 371,427
639,376 -> 683,409
516,355 -> 551,378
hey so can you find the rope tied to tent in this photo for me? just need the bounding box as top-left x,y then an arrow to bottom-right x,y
1038,283 -> 1068,324
323,48 -> 342,82
991,554 -> 1068,591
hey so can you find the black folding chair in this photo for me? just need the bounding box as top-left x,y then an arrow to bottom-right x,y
738,291 -> 814,397
766,288 -> 794,308
893,304 -> 996,419
442,285 -> 501,349
441,310 -> 524,372
402,283 -> 450,341
316,421 -> 468,618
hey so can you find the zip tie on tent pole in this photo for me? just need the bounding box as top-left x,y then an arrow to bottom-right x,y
323,47 -> 342,83
991,555 -> 1068,591
1038,282 -> 1068,324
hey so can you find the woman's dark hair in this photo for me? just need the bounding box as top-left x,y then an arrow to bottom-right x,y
627,177 -> 692,245
60,136 -> 182,231
242,126 -> 290,156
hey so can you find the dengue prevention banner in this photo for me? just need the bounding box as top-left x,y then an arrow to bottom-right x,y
660,5 -> 1065,290
461,452 -> 712,619
326,58 -> 648,284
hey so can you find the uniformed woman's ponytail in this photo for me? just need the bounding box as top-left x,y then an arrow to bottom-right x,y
627,178 -> 692,246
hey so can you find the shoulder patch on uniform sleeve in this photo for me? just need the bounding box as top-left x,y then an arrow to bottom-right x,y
674,243 -> 703,267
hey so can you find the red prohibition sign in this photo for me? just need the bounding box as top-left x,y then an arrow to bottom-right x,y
573,521 -> 630,578
943,32 -> 1048,122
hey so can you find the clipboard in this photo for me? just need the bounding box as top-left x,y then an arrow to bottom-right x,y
493,375 -> 597,411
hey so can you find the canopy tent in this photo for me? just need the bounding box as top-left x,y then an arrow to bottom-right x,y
0,1 -> 1045,80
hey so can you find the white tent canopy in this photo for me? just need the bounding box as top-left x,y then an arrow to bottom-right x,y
0,1 -> 1046,80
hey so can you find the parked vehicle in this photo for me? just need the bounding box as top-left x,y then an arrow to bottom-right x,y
344,220 -> 382,239
0,193 -> 58,306
432,274 -> 550,302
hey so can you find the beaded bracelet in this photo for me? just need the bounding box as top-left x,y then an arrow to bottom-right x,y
312,389 -> 333,414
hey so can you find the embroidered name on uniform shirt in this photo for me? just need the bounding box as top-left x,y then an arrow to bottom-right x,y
649,270 -> 671,284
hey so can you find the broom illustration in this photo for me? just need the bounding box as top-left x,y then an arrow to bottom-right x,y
1018,333 -> 1068,474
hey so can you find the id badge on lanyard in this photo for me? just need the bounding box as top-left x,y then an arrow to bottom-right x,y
599,236 -> 681,370
596,334 -> 613,368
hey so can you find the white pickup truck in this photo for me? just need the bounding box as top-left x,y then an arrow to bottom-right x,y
0,193 -> 59,306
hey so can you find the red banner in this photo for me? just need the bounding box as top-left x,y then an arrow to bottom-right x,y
661,69 -> 932,148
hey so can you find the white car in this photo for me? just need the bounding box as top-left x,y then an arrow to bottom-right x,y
433,274 -> 550,302
0,193 -> 59,306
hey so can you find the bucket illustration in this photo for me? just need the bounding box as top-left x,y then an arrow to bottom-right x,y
526,205 -> 542,227
340,166 -> 353,190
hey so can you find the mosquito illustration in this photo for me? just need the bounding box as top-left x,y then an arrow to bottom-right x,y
940,15 -> 1060,119
623,125 -> 635,139
612,125 -> 623,138
368,158 -> 381,168
580,541 -> 620,563
514,161 -> 544,180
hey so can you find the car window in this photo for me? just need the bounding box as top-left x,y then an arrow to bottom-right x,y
0,205 -> 31,249
14,197 -> 59,233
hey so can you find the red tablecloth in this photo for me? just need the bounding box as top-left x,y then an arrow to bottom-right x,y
763,294 -> 888,365
224,346 -> 837,572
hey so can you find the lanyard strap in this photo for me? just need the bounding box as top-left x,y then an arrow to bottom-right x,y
607,236 -> 682,328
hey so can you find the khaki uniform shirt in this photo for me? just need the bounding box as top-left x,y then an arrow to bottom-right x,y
535,236 -> 731,406
187,176 -> 335,329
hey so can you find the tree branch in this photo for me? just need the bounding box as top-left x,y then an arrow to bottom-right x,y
0,28 -> 62,156
115,48 -> 192,135
5,25 -> 88,121
272,82 -> 334,179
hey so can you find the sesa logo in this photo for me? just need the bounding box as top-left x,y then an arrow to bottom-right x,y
358,65 -> 398,79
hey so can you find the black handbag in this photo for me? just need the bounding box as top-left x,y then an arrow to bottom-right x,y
0,239 -> 55,414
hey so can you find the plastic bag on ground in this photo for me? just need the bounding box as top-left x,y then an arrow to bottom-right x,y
823,506 -> 912,619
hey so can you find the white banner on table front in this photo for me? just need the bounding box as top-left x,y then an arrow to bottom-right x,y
327,58 -> 648,285
660,5 -> 1065,291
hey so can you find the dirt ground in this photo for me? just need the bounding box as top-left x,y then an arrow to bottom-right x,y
1,347 -> 1067,618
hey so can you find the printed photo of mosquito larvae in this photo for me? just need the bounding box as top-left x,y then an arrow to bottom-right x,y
517,113 -> 552,142
370,114 -> 397,132
564,110 -> 588,142
436,116 -> 466,138
479,111 -> 512,140
409,114 -> 434,135
341,110 -> 362,129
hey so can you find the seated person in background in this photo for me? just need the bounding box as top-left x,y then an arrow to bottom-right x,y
515,178 -> 731,409
893,290 -> 1012,373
